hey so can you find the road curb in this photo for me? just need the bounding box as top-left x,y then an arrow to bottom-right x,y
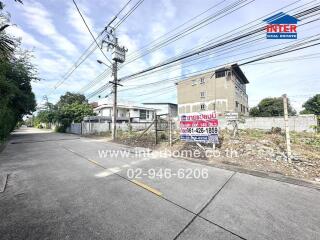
0,173 -> 8,193
174,156 -> 320,191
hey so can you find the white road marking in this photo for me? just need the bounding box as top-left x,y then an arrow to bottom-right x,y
95,167 -> 121,178
95,171 -> 114,178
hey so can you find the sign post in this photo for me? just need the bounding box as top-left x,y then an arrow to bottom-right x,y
225,112 -> 239,137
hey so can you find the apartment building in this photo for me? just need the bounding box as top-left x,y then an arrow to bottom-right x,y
176,63 -> 249,115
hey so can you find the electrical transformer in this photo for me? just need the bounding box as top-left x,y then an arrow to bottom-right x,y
112,46 -> 126,63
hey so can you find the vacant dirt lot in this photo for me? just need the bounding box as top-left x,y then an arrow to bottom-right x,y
114,129 -> 320,183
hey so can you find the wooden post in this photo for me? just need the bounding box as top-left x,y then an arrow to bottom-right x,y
169,114 -> 172,147
154,113 -> 158,145
128,110 -> 131,133
282,94 -> 292,163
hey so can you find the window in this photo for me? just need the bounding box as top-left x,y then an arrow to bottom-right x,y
200,104 -> 206,110
215,70 -> 225,78
200,77 -> 205,84
146,110 -> 150,119
200,91 -> 205,98
192,79 -> 197,86
235,101 -> 239,108
140,110 -> 146,120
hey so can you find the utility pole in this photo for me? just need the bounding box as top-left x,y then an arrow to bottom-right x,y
282,94 -> 292,163
43,95 -> 49,110
112,60 -> 118,140
99,25 -> 127,140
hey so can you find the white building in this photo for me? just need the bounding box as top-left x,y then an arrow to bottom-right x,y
142,103 -> 178,117
92,103 -> 155,123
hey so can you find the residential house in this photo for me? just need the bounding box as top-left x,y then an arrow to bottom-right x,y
142,103 -> 178,117
91,103 -> 156,123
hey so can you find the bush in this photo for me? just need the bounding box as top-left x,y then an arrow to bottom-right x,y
55,125 -> 66,133
269,127 -> 282,134
159,133 -> 167,140
0,106 -> 15,140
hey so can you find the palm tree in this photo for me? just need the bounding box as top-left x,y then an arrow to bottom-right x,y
0,1 -> 21,60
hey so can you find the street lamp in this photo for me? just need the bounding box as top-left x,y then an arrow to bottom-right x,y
97,59 -> 111,68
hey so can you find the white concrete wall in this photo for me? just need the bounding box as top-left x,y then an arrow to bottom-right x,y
217,115 -> 317,132
66,123 -> 82,135
75,122 -> 156,135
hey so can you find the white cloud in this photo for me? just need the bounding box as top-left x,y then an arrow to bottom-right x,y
150,22 -> 167,40
66,1 -> 97,47
7,25 -> 48,50
20,1 -> 78,56
160,0 -> 176,18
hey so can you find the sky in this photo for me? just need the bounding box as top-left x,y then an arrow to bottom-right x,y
4,0 -> 320,112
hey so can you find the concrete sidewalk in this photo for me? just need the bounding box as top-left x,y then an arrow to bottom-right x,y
0,128 -> 319,240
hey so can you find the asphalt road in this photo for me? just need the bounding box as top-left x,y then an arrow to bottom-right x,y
0,128 -> 319,240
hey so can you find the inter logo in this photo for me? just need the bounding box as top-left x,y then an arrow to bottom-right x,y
263,12 -> 299,39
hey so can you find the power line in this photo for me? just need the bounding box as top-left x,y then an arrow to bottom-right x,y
77,0 -> 145,93
85,1 -> 319,99
89,23 -> 320,99
82,0 -> 312,95
80,0 -> 254,93
119,37 -> 320,101
72,0 -> 112,66
119,5 -> 320,81
51,0 -> 135,93
125,0 -> 252,62
115,0 -> 134,18
114,0 -> 145,29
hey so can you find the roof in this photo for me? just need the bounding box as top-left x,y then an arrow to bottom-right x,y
215,63 -> 249,84
94,104 -> 156,111
263,12 -> 300,24
143,102 -> 177,106
176,63 -> 249,85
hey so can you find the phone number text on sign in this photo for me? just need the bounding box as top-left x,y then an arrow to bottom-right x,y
179,111 -> 219,144
181,127 -> 218,134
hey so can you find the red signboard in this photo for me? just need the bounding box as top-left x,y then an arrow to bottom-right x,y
180,119 -> 218,128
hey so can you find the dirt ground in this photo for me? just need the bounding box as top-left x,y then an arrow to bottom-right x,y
114,129 -> 320,183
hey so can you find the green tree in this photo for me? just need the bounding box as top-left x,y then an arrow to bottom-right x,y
0,1 -> 21,60
56,92 -> 87,108
0,53 -> 37,139
34,93 -> 95,132
55,102 -> 94,131
37,110 -> 55,124
250,97 -> 296,117
300,94 -> 320,115
0,1 -> 36,140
